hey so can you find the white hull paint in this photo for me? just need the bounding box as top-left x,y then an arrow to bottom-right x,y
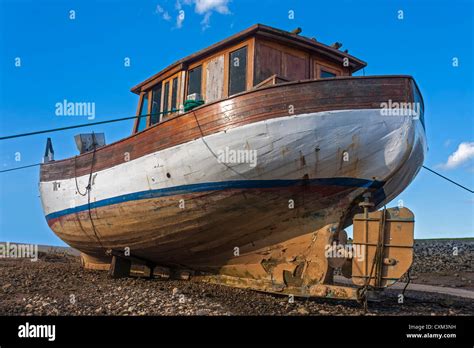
40,108 -> 425,218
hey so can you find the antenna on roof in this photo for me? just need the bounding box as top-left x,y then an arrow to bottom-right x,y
291,27 -> 302,35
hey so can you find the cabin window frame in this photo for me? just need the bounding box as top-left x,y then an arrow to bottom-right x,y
131,38 -> 255,134
186,65 -> 203,99
133,91 -> 152,134
320,70 -> 337,78
161,71 -> 182,118
228,46 -> 248,96
133,71 -> 185,133
163,81 -> 170,117
171,77 -> 178,110
150,83 -> 163,126
316,63 -> 342,79
189,39 -> 254,104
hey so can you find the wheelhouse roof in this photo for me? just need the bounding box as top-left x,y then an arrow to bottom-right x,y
131,23 -> 367,94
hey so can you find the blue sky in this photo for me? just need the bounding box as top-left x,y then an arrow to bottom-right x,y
0,0 -> 473,245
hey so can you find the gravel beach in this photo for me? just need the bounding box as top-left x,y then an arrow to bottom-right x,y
0,239 -> 472,316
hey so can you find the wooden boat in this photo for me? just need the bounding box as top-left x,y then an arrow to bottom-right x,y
39,24 -> 426,300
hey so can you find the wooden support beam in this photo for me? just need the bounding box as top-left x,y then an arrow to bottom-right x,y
109,255 -> 131,279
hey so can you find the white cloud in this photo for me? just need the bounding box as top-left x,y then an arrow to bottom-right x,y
156,0 -> 230,30
194,0 -> 230,15
193,0 -> 230,29
200,12 -> 212,30
439,142 -> 474,170
155,5 -> 171,21
183,0 -> 230,29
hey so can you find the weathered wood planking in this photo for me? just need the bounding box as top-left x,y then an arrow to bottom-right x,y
254,39 -> 317,84
205,55 -> 225,103
40,76 -> 415,182
47,183 -> 374,269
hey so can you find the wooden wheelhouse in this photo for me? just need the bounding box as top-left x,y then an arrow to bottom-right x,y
130,23 -> 367,134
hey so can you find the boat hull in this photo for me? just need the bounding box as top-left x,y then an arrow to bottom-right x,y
39,76 -> 426,276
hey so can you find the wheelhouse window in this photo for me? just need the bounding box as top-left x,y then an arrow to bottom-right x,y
163,81 -> 170,116
187,66 -> 202,97
320,70 -> 337,78
228,46 -> 247,96
151,83 -> 162,125
136,93 -> 149,132
171,77 -> 178,111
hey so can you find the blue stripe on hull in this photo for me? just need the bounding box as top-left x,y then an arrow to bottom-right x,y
45,178 -> 384,221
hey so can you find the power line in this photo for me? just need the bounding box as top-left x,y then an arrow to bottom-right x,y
0,111 -> 177,141
0,163 -> 41,173
0,115 -> 136,141
422,165 -> 473,193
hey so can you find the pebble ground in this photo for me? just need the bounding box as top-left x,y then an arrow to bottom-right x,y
1,240 -> 472,316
